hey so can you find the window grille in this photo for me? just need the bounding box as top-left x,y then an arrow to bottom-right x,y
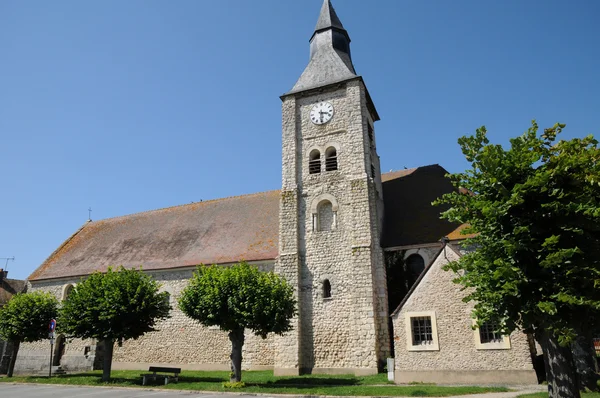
411,316 -> 434,345
325,147 -> 338,171
371,164 -> 376,178
479,322 -> 503,344
309,150 -> 321,174
368,124 -> 374,145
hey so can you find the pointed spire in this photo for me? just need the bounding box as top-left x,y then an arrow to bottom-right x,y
287,0 -> 356,94
313,0 -> 347,38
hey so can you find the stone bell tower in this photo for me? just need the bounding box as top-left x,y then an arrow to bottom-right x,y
274,0 -> 390,376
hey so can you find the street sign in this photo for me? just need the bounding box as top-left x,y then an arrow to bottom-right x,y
49,319 -> 56,333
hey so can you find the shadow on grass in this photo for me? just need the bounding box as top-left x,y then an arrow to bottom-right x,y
40,373 -> 224,386
265,377 -> 361,386
177,376 -> 226,384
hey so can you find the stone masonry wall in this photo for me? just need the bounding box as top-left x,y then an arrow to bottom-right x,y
17,265 -> 276,374
392,245 -> 537,384
277,79 -> 389,374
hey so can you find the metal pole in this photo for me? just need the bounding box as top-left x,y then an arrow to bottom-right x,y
49,340 -> 53,377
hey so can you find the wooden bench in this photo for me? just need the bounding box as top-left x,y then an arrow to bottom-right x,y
141,366 -> 181,385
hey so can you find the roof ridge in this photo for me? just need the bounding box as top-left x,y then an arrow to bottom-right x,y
90,189 -> 281,225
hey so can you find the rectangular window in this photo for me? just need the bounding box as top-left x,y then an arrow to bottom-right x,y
479,321 -> 503,344
368,123 -> 374,146
405,311 -> 439,351
411,317 -> 433,346
371,164 -> 376,178
474,320 -> 511,350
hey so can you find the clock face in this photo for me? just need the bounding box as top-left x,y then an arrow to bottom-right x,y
310,102 -> 334,125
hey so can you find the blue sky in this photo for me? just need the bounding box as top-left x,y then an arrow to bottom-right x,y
1,0 -> 599,280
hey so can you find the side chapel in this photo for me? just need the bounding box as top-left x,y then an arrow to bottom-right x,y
15,0 -> 538,384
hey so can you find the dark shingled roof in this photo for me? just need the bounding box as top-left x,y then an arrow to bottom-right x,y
314,0 -> 346,36
29,166 -> 462,282
288,0 -> 356,95
29,190 -> 280,281
380,164 -> 461,248
0,278 -> 26,305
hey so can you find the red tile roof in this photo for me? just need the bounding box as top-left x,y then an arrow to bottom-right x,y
29,190 -> 280,281
446,223 -> 478,241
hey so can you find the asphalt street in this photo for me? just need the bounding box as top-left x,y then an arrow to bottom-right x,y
0,384 -> 263,397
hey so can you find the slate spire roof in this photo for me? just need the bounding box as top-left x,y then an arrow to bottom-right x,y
312,0 -> 347,38
288,0 -> 357,94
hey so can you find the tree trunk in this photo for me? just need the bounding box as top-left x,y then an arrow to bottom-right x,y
539,329 -> 580,398
6,341 -> 20,378
572,331 -> 599,391
101,339 -> 114,382
228,328 -> 245,382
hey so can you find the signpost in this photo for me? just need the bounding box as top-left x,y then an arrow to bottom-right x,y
48,319 -> 56,377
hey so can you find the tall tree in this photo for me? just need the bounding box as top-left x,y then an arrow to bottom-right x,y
59,267 -> 170,381
435,122 -> 600,398
179,261 -> 296,383
0,291 -> 58,377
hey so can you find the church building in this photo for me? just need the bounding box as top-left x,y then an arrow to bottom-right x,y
15,0 -> 538,384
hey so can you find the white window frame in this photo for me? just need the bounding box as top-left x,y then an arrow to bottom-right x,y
473,320 -> 511,350
405,311 -> 439,351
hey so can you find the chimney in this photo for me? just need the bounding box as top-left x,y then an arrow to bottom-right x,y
0,268 -> 6,282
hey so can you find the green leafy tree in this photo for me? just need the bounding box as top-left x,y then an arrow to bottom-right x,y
0,291 -> 58,377
179,261 -> 296,382
59,267 -> 170,381
435,122 -> 600,398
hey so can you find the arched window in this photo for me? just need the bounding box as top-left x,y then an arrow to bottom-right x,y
317,200 -> 334,231
325,147 -> 338,171
62,284 -> 74,301
310,194 -> 339,232
406,254 -> 425,288
309,150 -> 321,174
323,279 -> 332,299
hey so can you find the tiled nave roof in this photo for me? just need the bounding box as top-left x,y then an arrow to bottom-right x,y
29,165 -> 464,281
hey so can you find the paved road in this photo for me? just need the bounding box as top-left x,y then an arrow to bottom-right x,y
0,384 -> 261,397
0,383 -> 547,398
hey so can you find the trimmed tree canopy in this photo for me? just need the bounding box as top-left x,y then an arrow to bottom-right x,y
435,122 -> 600,398
0,291 -> 59,377
179,261 -> 296,382
59,267 -> 171,342
59,266 -> 170,381
179,262 -> 296,338
0,291 -> 58,343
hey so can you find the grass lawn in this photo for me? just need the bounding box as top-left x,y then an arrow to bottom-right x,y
0,370 -> 511,396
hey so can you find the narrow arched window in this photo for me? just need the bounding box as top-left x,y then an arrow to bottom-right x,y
62,284 -> 74,301
309,150 -> 321,174
406,254 -> 425,288
323,280 -> 332,298
317,200 -> 334,231
325,147 -> 338,171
